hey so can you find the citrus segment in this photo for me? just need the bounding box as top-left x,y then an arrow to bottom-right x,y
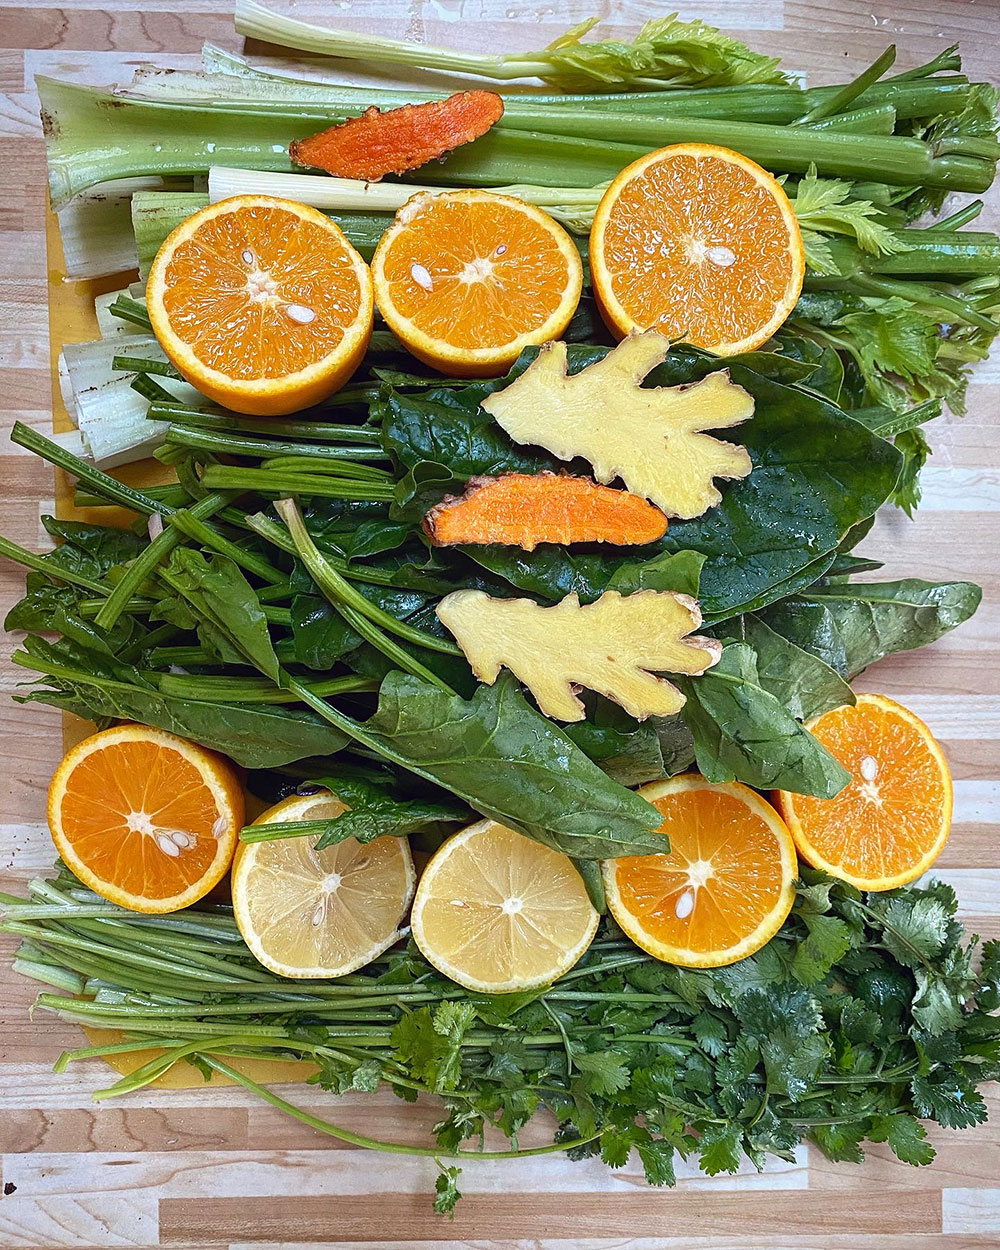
147,195 -> 374,415
590,143 -> 805,354
232,793 -> 415,978
603,775 -> 796,967
410,820 -> 599,993
47,724 -> 242,913
776,694 -> 952,890
371,190 -> 583,377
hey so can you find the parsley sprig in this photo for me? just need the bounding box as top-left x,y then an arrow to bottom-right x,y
4,869 -> 997,1214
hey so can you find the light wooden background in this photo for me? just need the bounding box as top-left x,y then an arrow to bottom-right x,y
1,1 -> 999,1247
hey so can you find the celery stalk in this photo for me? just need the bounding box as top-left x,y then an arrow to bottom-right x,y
493,106 -> 994,190
233,0 -> 789,91
132,191 -> 206,277
40,76 -> 646,205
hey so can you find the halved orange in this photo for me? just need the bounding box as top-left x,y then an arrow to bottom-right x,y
603,775 -> 796,967
371,189 -> 583,377
47,724 -> 243,913
775,694 -> 953,890
590,143 -> 805,354
147,195 -> 374,415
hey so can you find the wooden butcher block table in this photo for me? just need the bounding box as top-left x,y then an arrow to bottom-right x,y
0,1 -> 998,1246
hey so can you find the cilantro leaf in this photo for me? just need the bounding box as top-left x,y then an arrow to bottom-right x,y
910,1071 -> 988,1129
868,1113 -> 935,1166
433,1165 -> 462,1218
574,1050 -> 631,1097
698,1122 -> 743,1175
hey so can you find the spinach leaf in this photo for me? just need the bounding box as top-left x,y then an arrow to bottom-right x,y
291,586 -> 429,671
5,579 -> 79,632
311,799 -> 470,850
41,515 -> 145,577
161,549 -> 281,683
773,334 -> 844,403
762,579 -> 982,679
606,550 -> 705,598
379,385 -> 558,479
21,683 -> 349,768
724,616 -> 855,721
661,361 -> 901,617
13,635 -> 348,768
678,644 -> 850,798
377,348 -> 901,620
461,546 -> 624,603
393,460 -> 462,521
564,718 -> 666,788
654,715 -> 697,776
321,671 -> 665,860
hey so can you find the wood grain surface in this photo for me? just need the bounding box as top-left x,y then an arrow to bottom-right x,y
1,1 -> 999,1246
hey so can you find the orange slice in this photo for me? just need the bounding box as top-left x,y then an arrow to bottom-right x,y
590,143 -> 805,354
147,195 -> 374,416
232,793 -> 416,979
371,189 -> 583,377
602,775 -> 796,967
47,724 -> 242,913
410,820 -> 599,992
775,694 -> 953,890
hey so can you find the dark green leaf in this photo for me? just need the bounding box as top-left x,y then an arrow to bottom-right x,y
734,615 -> 855,721
868,1113 -> 935,1166
762,579 -> 982,679
162,549 -> 280,683
679,644 -> 850,797
343,671 -> 664,859
20,679 -> 348,767
311,798 -> 469,850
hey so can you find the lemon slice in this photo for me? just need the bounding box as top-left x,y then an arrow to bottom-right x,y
232,793 -> 415,978
410,820 -> 599,993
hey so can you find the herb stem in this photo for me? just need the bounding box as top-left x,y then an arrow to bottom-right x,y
203,1054 -> 601,1159
271,500 -> 461,659
95,491 -> 231,630
199,465 -> 395,501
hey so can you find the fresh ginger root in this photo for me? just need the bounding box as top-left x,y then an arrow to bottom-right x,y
437,587 -> 721,722
481,331 -> 754,519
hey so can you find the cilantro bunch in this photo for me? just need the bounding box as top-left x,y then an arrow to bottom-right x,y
4,870 -> 997,1216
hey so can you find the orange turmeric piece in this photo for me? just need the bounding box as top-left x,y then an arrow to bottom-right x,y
290,91 -> 505,182
423,473 -> 669,551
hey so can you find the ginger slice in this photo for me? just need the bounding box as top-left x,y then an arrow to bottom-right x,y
423,472 -> 668,550
481,330 -> 754,519
436,588 -> 721,722
290,91 -> 504,182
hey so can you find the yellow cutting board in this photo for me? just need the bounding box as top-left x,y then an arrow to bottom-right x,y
46,208 -> 316,1089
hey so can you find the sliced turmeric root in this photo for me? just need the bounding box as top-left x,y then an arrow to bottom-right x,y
423,472 -> 668,551
290,91 -> 505,182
